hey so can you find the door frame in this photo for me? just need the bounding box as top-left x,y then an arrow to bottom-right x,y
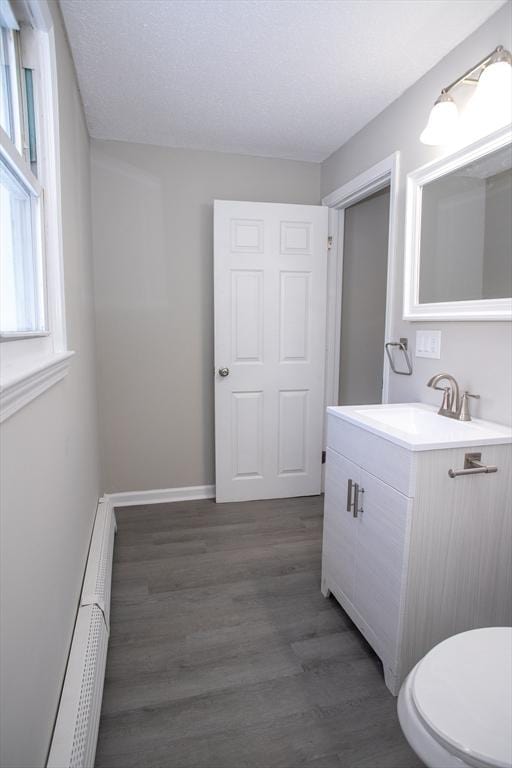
322,151 -> 400,410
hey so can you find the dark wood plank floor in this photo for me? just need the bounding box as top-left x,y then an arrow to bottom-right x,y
95,496 -> 422,768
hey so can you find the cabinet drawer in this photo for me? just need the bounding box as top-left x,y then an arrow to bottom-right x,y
326,413 -> 415,497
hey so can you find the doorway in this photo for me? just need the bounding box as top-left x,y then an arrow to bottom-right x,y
338,187 -> 390,405
323,152 -> 400,410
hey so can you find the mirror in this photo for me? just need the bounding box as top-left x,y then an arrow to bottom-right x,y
420,145 -> 511,303
404,127 -> 512,320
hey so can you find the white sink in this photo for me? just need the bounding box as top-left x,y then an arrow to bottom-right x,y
327,403 -> 512,451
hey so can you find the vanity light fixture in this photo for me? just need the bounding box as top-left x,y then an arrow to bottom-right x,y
420,45 -> 512,146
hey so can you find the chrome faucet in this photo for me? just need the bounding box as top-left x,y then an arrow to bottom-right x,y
427,373 -> 480,421
427,373 -> 461,419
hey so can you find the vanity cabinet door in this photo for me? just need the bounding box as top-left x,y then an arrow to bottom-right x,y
354,469 -> 412,676
322,448 -> 359,603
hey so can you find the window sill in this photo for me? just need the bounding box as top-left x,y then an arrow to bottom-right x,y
0,350 -> 75,423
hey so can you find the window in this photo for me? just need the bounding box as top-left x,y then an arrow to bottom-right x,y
0,2 -> 45,338
0,0 -> 71,422
0,155 -> 45,334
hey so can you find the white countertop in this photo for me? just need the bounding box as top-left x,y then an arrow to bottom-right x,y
327,402 -> 512,451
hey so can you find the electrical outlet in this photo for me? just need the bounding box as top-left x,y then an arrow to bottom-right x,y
416,330 -> 441,359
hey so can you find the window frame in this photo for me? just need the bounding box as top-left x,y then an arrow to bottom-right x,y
1,22 -> 24,151
0,0 -> 72,423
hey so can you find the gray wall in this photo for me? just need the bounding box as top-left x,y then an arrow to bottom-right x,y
322,2 -> 512,426
339,188 -> 390,405
90,141 -> 320,492
0,5 -> 101,767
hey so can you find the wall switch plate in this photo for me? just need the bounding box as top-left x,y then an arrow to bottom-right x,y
416,330 -> 441,359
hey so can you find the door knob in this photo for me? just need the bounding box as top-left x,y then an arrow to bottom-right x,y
218,367 -> 230,377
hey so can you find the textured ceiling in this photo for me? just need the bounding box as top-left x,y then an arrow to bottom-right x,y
60,0 -> 506,162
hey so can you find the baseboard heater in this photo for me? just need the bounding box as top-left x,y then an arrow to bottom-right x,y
47,498 -> 116,768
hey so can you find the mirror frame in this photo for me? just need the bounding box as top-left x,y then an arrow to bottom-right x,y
403,125 -> 512,321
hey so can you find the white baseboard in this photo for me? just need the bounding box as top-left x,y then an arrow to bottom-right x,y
105,484 -> 216,508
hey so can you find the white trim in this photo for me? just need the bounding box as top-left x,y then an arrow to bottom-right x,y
403,124 -> 512,322
24,0 -> 53,31
322,151 -> 400,409
40,22 -> 67,351
323,206 -> 342,432
0,124 -> 43,195
105,485 -> 216,508
0,0 -> 19,29
0,350 -> 74,422
323,154 -> 396,209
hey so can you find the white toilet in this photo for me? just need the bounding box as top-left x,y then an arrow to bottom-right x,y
398,627 -> 512,768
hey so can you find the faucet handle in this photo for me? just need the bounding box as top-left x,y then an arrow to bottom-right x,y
432,385 -> 451,411
459,391 -> 480,422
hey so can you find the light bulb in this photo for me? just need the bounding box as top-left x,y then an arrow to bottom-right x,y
474,58 -> 512,125
420,93 -> 459,146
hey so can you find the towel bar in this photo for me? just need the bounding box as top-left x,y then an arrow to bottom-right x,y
385,339 -> 413,376
448,452 -> 498,478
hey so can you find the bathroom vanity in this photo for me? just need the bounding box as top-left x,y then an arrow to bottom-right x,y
321,403 -> 512,695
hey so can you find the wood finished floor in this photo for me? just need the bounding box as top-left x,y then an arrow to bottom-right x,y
95,496 -> 423,768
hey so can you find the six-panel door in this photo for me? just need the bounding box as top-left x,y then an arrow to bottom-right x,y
214,200 -> 328,503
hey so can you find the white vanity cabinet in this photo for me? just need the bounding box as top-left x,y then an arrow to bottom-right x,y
321,404 -> 512,695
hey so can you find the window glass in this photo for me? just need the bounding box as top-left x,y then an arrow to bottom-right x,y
24,67 -> 37,175
0,155 -> 44,333
0,26 -> 16,140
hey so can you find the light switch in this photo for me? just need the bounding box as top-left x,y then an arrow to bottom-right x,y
416,330 -> 441,359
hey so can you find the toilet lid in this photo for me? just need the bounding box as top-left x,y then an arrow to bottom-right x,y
411,627 -> 512,768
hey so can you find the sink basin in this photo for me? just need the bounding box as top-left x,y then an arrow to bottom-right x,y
327,403 -> 512,451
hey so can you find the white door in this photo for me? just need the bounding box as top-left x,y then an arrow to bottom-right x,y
214,200 -> 328,503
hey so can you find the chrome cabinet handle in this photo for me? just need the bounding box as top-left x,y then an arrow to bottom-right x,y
347,479 -> 365,517
346,479 -> 354,512
218,367 -> 230,377
353,484 -> 364,517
